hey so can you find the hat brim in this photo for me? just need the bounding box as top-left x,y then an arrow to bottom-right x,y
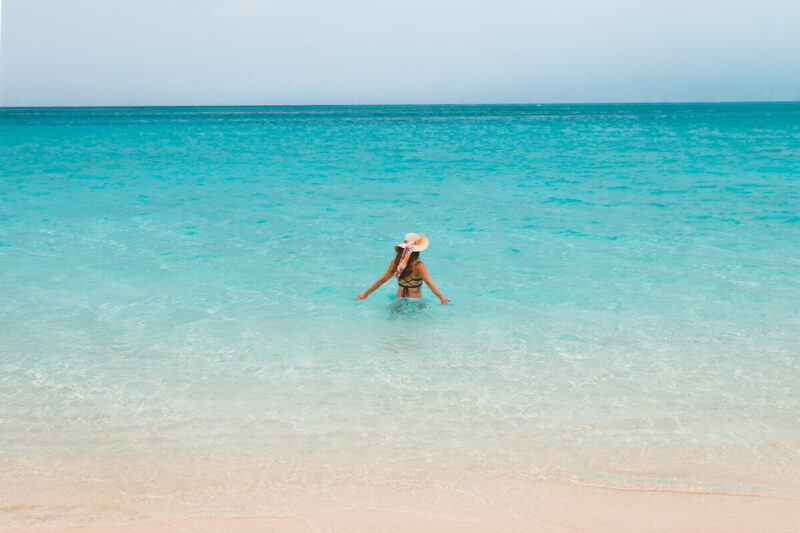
395,233 -> 429,252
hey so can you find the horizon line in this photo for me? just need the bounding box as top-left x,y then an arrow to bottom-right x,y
1,100 -> 799,110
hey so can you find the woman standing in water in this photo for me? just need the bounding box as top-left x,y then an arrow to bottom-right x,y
356,233 -> 450,304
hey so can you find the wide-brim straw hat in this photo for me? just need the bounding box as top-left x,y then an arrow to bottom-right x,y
394,232 -> 429,252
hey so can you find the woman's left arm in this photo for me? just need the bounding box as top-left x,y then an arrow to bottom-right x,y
417,262 -> 450,305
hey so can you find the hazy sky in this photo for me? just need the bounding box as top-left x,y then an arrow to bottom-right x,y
2,0 -> 799,106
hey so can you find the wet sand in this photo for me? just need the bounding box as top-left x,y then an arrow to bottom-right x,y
7,481 -> 800,533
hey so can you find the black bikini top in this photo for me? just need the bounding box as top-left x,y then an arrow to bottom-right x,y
398,277 -> 423,288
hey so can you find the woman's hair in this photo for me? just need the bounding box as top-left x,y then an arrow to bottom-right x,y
391,248 -> 419,279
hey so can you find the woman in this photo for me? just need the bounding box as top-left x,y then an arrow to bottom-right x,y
355,233 -> 450,304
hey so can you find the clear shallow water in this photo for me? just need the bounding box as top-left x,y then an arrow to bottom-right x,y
1,104 -> 799,524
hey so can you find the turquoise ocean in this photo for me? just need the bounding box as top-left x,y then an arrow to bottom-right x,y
1,104 -> 799,526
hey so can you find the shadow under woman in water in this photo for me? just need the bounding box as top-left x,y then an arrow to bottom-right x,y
356,232 -> 450,307
386,296 -> 432,319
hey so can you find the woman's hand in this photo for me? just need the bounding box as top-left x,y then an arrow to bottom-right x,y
438,295 -> 450,305
355,291 -> 368,300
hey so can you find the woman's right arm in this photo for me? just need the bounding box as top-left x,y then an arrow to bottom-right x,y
416,262 -> 450,305
355,263 -> 395,300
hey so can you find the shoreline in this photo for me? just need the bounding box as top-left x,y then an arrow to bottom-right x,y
5,443 -> 799,530
7,482 -> 800,532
